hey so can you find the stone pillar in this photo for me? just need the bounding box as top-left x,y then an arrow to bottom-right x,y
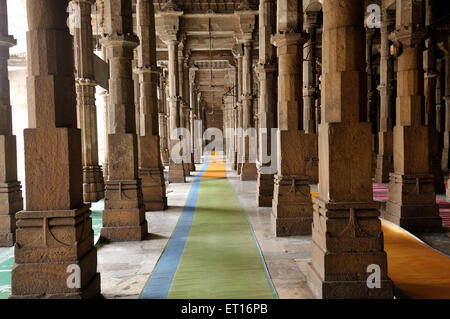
271,1 -> 315,236
100,45 -> 110,180
234,54 -> 243,172
0,0 -> 23,247
167,40 -> 186,183
307,0 -> 393,299
101,90 -> 110,180
239,41 -> 258,180
133,50 -> 141,146
135,0 -> 167,211
235,10 -> 257,180
189,67 -> 199,165
177,49 -> 190,176
184,60 -> 195,171
375,7 -> 395,183
11,0 -> 100,298
424,0 -> 444,193
384,0 -> 442,233
159,70 -> 170,166
72,0 -> 104,203
443,39 -> 450,198
100,0 -> 147,241
366,28 -> 378,177
442,39 -> 450,170
256,0 -> 277,207
302,11 -> 319,184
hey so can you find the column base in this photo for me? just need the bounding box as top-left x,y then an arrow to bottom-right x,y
82,165 -> 105,203
308,197 -> 393,299
169,162 -> 186,183
102,180 -> 148,242
307,261 -> 394,299
240,162 -> 257,181
0,181 -> 23,246
271,175 -> 313,236
139,168 -> 168,211
385,172 -> 442,234
11,205 -> 101,298
374,155 -> 393,183
256,171 -> 274,207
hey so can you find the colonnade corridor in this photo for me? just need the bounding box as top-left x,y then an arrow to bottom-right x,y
1,0 -> 450,309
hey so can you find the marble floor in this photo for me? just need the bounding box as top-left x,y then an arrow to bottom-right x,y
97,162 -> 315,299
3,161 -> 449,298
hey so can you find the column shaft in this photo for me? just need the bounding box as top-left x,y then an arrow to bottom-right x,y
302,13 -> 319,184
385,0 -> 442,233
375,8 -> 395,183
239,41 -> 257,180
159,71 -> 170,166
424,0 -> 444,193
271,0 -> 314,236
72,0 -> 104,203
307,0 -> 393,299
0,0 -> 23,247
235,55 -> 243,172
11,0 -> 100,298
167,40 -> 185,183
136,0 -> 167,211
100,0 -> 147,241
256,0 -> 278,207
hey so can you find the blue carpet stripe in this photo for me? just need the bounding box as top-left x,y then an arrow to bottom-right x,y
140,159 -> 210,299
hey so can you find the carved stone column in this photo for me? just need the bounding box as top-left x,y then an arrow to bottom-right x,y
133,50 -> 141,147
303,11 -> 319,184
307,0 -> 393,298
100,0 -> 147,241
236,10 -> 257,180
234,53 -> 243,172
72,0 -> 104,203
100,45 -> 110,180
385,0 -> 442,233
442,39 -> 450,165
167,40 -> 185,182
159,70 -> 170,166
256,0 -> 277,207
375,7 -> 395,183
443,39 -> 450,198
177,47 -> 190,176
10,0 -> 100,298
101,89 -> 110,180
135,0 -> 167,211
271,1 -> 315,236
0,0 -> 23,247
366,28 -> 378,177
183,59 -> 195,171
239,41 -> 257,180
189,67 -> 199,165
424,0 -> 444,193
